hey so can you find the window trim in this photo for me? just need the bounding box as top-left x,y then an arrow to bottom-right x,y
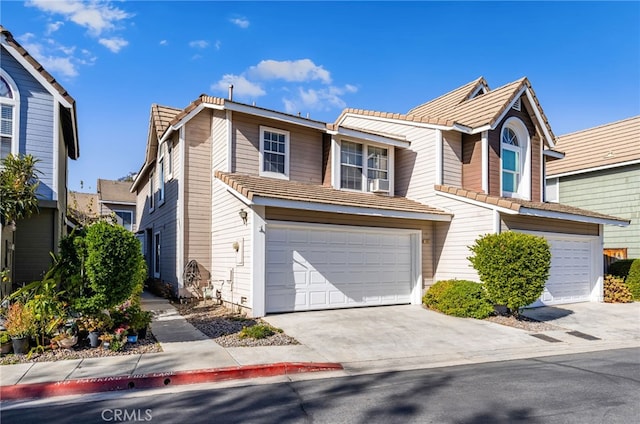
158,155 -> 165,205
153,231 -> 161,278
500,117 -> 531,200
166,140 -> 173,180
259,126 -> 290,180
113,209 -> 134,231
338,139 -> 392,193
0,71 -> 20,160
149,171 -> 155,212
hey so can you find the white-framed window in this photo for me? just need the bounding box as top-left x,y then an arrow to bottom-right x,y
0,73 -> 19,161
340,140 -> 389,192
149,171 -> 155,211
114,210 -> 134,231
259,126 -> 289,179
500,117 -> 530,199
158,156 -> 165,204
153,231 -> 161,278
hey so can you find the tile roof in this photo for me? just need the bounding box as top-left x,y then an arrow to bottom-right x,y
97,179 -> 136,203
336,77 -> 556,141
0,25 -> 79,159
435,185 -> 629,224
216,171 -> 451,218
408,77 -> 489,118
151,104 -> 181,139
546,116 -> 640,176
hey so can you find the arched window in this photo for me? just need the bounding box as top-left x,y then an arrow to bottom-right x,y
0,73 -> 18,160
501,117 -> 530,199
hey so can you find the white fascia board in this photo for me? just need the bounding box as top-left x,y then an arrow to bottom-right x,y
546,159 -> 640,179
52,100 -> 59,201
524,88 -> 554,148
100,200 -> 136,206
338,112 -> 455,132
130,161 -> 153,192
435,190 -> 519,215
225,103 -> 327,130
519,207 -> 630,227
251,196 -> 451,222
543,149 -> 565,159
329,127 -> 410,148
1,41 -> 73,109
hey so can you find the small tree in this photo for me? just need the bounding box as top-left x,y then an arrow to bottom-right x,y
0,154 -> 41,226
468,232 -> 551,315
73,221 -> 146,314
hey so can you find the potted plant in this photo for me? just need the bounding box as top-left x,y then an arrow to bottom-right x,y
0,330 -> 12,354
53,327 -> 78,349
79,312 -> 113,347
4,302 -> 36,354
129,307 -> 153,339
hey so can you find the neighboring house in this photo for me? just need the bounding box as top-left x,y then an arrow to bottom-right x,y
68,179 -> 137,231
546,116 -> 640,261
132,76 -> 628,317
0,26 -> 80,287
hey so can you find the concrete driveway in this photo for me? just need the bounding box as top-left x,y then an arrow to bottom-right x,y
263,303 -> 640,373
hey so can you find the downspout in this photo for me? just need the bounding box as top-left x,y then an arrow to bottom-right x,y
435,129 -> 443,185
178,128 -> 186,293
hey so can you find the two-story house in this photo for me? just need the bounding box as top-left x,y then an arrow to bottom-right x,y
68,179 -> 137,231
132,77 -> 628,317
0,26 -> 79,288
545,116 -> 639,263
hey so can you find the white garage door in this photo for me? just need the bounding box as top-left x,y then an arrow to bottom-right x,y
531,233 -> 598,306
266,223 -> 417,313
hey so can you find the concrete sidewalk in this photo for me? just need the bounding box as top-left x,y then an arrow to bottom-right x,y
1,292 -> 638,400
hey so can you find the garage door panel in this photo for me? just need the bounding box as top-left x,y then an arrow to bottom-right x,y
266,225 -> 415,313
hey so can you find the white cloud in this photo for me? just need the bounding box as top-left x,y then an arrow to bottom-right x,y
159,40 -> 168,46
211,75 -> 266,98
283,85 -> 358,114
17,33 -> 85,78
214,40 -> 222,50
27,0 -> 132,36
46,21 -> 64,35
42,56 -> 79,78
189,40 -> 209,49
248,59 -> 332,84
230,17 -> 250,29
99,37 -> 128,53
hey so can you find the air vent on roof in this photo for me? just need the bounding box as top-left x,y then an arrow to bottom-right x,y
512,98 -> 521,111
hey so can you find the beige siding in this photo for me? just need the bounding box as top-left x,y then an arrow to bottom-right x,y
433,196 -> 495,282
442,130 -> 462,187
340,115 -> 438,202
211,109 -> 228,172
185,110 -> 213,283
211,186 -> 252,307
232,113 -> 324,183
501,215 -> 599,236
265,208 -> 435,287
462,132 -> 483,192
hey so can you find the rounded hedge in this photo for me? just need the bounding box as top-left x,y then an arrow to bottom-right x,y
423,279 -> 494,319
468,232 -> 551,315
75,221 -> 146,314
625,259 -> 640,300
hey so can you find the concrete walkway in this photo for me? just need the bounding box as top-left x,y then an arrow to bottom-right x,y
1,293 -> 638,400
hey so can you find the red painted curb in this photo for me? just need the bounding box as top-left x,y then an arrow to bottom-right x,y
0,362 -> 343,400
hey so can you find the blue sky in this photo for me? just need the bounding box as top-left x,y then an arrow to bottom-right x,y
2,1 -> 639,193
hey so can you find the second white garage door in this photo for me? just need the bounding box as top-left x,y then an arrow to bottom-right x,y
265,223 -> 418,313
525,232 -> 600,306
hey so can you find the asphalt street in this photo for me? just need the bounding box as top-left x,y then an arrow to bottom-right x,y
2,347 -> 639,424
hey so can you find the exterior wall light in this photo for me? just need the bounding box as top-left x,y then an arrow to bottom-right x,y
238,209 -> 248,225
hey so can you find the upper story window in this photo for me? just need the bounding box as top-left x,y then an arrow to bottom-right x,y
260,126 -> 289,179
149,171 -> 155,211
501,117 -> 530,199
340,141 -> 389,193
0,75 -> 17,161
114,210 -> 134,231
167,141 -> 173,179
158,156 -> 165,204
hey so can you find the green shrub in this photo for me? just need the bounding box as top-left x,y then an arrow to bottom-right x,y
75,222 -> 147,314
468,232 -> 551,315
603,274 -> 633,303
239,323 -> 282,339
625,259 -> 640,300
608,259 -> 635,279
423,279 -> 494,319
